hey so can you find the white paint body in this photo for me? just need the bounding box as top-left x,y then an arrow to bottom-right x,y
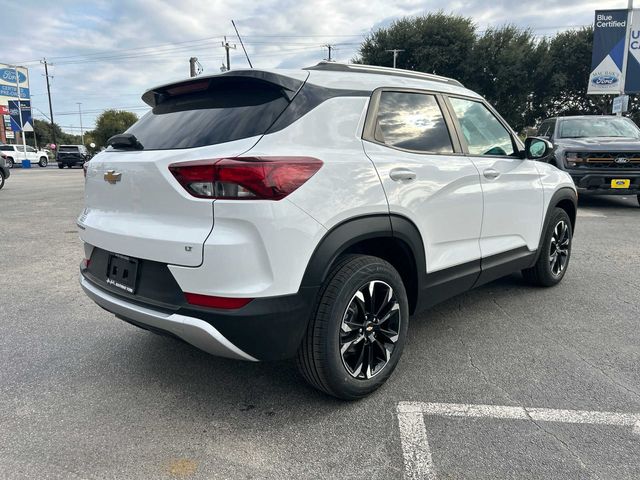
79,67 -> 575,299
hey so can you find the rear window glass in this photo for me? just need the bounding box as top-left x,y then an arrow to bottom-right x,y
124,78 -> 290,150
59,146 -> 80,152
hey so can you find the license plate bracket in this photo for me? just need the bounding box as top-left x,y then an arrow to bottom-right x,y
106,253 -> 139,294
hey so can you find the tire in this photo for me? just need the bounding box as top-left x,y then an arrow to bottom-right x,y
522,208 -> 573,287
296,254 -> 409,400
58,163 -> 64,169
38,157 -> 48,167
637,194 -> 640,207
0,172 -> 4,190
6,157 -> 14,169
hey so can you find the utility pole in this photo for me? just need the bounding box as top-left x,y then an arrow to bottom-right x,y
189,57 -> 198,77
385,49 -> 405,68
41,58 -> 56,147
221,37 -> 237,71
77,102 -> 84,145
323,44 -> 335,62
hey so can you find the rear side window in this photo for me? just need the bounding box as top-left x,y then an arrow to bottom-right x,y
0,146 -> 14,151
449,97 -> 515,156
125,78 -> 291,150
373,91 -> 454,153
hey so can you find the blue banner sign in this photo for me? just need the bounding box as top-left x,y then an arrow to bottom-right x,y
8,100 -> 32,132
588,10 -> 628,95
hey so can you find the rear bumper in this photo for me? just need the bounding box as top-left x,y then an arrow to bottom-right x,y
568,171 -> 640,195
81,275 -> 258,361
80,270 -> 318,361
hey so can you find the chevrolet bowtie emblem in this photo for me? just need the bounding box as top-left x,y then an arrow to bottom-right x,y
104,170 -> 122,184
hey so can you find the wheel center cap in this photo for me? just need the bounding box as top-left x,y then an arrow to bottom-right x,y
365,324 -> 374,332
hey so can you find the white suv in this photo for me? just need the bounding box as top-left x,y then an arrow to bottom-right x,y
79,63 -> 577,399
0,144 -> 49,168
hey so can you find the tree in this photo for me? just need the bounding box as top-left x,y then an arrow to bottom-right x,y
357,13 -> 477,81
465,26 -> 541,131
33,118 -> 81,147
355,15 -> 640,131
90,110 -> 138,149
540,27 -> 609,118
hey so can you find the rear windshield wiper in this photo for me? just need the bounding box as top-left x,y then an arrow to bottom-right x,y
107,133 -> 144,150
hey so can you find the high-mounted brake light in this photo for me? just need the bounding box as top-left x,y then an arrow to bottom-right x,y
168,157 -> 323,200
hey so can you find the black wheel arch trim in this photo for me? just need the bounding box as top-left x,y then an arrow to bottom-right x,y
300,213 -> 427,290
536,187 -> 577,259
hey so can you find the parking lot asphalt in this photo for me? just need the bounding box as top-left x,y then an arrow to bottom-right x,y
1,168 -> 639,479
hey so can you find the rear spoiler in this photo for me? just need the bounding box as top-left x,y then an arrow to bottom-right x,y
141,70 -> 308,107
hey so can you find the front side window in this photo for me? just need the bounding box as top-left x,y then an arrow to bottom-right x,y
374,91 -> 454,154
449,97 -> 515,156
27,146 -> 35,152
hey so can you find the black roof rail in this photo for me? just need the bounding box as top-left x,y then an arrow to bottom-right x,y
304,61 -> 464,87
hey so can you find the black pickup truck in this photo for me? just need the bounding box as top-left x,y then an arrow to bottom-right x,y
57,144 -> 90,168
537,115 -> 640,205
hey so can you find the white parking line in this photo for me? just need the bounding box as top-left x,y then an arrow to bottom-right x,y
397,402 -> 640,480
577,209 -> 607,218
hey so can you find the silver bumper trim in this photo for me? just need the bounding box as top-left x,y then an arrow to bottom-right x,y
80,276 -> 258,361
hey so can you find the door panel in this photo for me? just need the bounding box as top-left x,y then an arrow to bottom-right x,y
446,96 -> 544,256
364,140 -> 483,273
471,156 -> 543,255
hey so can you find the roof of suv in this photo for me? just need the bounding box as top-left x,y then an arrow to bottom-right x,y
143,62 -> 481,106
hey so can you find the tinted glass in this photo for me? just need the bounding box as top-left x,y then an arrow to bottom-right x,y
0,146 -> 14,151
125,78 -> 290,150
537,121 -> 551,137
374,92 -> 453,153
558,117 -> 640,139
59,146 -> 80,152
449,98 -> 515,156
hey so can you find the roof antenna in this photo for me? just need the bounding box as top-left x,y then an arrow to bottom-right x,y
232,20 -> 253,68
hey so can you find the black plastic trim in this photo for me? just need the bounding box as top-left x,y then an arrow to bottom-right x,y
475,246 -> 536,287
300,214 -> 395,288
535,187 -> 577,260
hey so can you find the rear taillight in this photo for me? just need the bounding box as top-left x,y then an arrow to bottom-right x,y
168,157 -> 323,200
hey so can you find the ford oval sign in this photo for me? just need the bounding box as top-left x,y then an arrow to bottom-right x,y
591,75 -> 619,86
0,68 -> 27,84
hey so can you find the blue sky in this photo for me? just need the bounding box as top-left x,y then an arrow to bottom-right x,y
0,0 -> 622,135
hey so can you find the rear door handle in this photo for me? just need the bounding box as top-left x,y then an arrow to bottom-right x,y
483,168 -> 500,180
389,168 -> 416,182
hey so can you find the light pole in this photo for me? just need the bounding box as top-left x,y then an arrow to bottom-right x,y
77,102 -> 84,145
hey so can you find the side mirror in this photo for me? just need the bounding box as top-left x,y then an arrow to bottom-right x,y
524,137 -> 553,160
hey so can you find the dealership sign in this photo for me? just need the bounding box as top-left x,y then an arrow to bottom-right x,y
0,64 -> 30,104
8,100 -> 32,132
588,10 -> 628,94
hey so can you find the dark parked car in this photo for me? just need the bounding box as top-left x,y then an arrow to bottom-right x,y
57,145 -> 90,168
537,115 -> 640,205
0,155 -> 10,190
